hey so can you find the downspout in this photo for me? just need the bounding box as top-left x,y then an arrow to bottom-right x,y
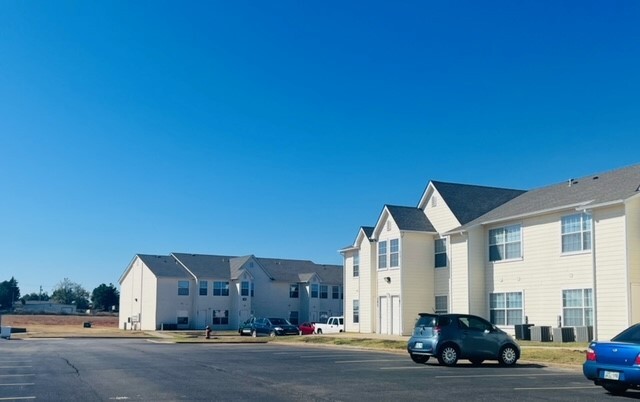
591,213 -> 598,340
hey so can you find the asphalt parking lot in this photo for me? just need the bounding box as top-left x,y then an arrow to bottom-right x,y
0,338 -> 620,401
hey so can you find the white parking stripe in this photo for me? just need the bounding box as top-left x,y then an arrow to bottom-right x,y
0,398 -> 36,400
0,374 -> 35,377
0,383 -> 34,386
514,386 -> 595,390
336,359 -> 403,363
0,366 -> 32,369
435,373 -> 572,378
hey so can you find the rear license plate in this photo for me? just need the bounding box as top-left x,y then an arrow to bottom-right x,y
415,342 -> 423,349
603,371 -> 620,381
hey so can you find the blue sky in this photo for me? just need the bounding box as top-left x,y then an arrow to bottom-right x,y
1,1 -> 639,297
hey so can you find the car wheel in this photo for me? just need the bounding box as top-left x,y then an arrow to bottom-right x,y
410,354 -> 430,364
498,345 -> 518,366
317,329 -> 323,335
251,330 -> 257,338
469,359 -> 483,366
299,330 -> 303,336
437,344 -> 459,366
269,331 -> 276,338
603,383 -> 628,395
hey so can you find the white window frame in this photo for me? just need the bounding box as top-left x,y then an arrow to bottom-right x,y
353,253 -> 359,277
489,224 -> 522,262
562,288 -> 593,326
489,291 -> 523,325
213,281 -> 229,296
353,299 -> 360,324
178,281 -> 189,296
435,295 -> 448,314
434,238 -> 447,268
199,280 -> 208,296
320,285 -> 328,299
378,240 -> 388,269
561,213 -> 592,254
389,238 -> 399,268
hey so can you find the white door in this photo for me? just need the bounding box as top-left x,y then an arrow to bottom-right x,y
391,296 -> 401,335
379,296 -> 389,334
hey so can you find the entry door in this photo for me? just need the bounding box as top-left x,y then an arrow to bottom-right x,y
391,296 -> 401,335
379,296 -> 389,334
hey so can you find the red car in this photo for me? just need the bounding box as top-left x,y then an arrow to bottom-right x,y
298,322 -> 315,335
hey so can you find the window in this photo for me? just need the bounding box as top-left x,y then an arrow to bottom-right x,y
378,241 -> 387,269
563,288 -> 593,326
177,310 -> 189,326
199,281 -> 208,296
289,284 -> 299,298
353,253 -> 359,277
562,213 -> 592,253
435,295 -> 448,314
212,310 -> 228,325
251,282 -> 254,297
489,225 -> 522,261
332,286 -> 339,299
320,285 -> 328,299
353,300 -> 360,324
311,283 -> 319,298
319,311 -> 329,322
490,292 -> 523,325
241,281 -> 250,297
289,311 -> 299,325
213,281 -> 229,296
435,238 -> 447,268
177,316 -> 188,325
178,281 -> 189,296
390,238 -> 399,267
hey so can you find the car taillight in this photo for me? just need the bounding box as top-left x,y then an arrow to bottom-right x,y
586,348 -> 596,361
635,354 -> 640,365
434,325 -> 441,335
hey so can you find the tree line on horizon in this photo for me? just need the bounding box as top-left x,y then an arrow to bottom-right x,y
0,277 -> 119,312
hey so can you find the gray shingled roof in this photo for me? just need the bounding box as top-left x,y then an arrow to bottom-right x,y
362,226 -> 374,238
171,253 -> 235,278
138,254 -> 191,278
256,258 -> 343,284
459,163 -> 640,230
431,181 -> 525,225
386,205 -> 436,232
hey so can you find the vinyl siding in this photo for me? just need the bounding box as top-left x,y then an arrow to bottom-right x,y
467,226 -> 486,317
343,251 -> 359,332
627,197 -> 640,324
424,188 -> 462,233
401,232 -> 433,335
450,233 -> 470,313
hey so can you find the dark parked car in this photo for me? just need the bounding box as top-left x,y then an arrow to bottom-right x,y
299,322 -> 316,335
251,317 -> 299,337
238,317 -> 258,336
407,313 -> 520,366
583,323 -> 640,395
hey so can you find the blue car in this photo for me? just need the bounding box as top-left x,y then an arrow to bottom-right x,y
583,323 -> 640,395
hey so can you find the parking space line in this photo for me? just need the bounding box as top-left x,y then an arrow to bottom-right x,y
0,374 -> 35,377
0,383 -> 34,386
0,397 -> 36,400
381,366 -> 430,370
435,373 -> 572,378
0,366 -> 32,369
335,359 -> 403,363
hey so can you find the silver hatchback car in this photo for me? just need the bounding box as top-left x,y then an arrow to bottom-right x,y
407,313 -> 520,366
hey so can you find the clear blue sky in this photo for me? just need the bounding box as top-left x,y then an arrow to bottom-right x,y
1,1 -> 639,297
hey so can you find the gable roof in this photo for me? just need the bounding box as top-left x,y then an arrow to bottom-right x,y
137,254 -> 191,278
386,205 -> 436,232
172,253 -> 234,278
430,181 -> 526,225
255,257 -> 343,284
458,163 -> 640,230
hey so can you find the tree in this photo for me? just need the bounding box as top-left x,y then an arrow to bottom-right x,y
0,277 -> 20,309
51,278 -> 90,310
21,292 -> 50,302
91,283 -> 119,311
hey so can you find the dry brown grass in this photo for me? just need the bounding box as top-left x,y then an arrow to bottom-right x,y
0,314 -> 148,338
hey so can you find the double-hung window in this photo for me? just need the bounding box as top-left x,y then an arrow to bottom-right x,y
490,292 -> 523,325
199,281 -> 208,296
241,281 -> 250,297
562,213 -> 592,253
562,288 -> 593,326
311,283 -> 319,298
353,253 -> 360,277
353,300 -> 360,324
212,310 -> 228,325
289,284 -> 299,298
320,285 -> 328,299
332,285 -> 340,299
435,238 -> 447,268
435,295 -> 448,314
489,225 -> 522,261
378,241 -> 387,269
178,281 -> 189,296
213,281 -> 229,296
389,239 -> 399,267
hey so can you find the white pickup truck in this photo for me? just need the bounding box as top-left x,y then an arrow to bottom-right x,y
313,316 -> 344,334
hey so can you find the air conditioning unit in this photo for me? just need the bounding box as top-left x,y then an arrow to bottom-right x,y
530,326 -> 552,342
552,327 -> 575,343
574,326 -> 593,343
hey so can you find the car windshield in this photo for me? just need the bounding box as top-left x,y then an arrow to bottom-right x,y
415,315 -> 436,328
269,318 -> 289,325
612,324 -> 640,343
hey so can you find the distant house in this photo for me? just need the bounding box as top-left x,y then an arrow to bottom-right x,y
341,163 -> 640,341
118,253 -> 343,331
16,301 -> 77,314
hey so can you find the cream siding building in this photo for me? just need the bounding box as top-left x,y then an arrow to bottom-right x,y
342,163 -> 640,341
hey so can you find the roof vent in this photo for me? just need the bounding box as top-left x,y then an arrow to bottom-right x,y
592,176 -> 599,180
568,178 -> 578,187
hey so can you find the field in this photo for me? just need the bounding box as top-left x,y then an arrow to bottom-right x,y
0,314 -> 147,338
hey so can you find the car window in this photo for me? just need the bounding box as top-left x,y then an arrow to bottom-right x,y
612,324 -> 640,343
270,318 -> 287,325
437,316 -> 451,327
415,315 -> 436,327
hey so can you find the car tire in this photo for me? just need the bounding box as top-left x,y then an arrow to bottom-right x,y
299,330 -> 303,336
498,345 -> 518,366
603,383 -> 628,395
469,359 -> 483,366
269,331 -> 276,338
317,329 -> 323,335
251,330 -> 257,338
437,344 -> 459,366
410,354 -> 430,364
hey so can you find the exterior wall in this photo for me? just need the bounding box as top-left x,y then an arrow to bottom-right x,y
359,238 -> 375,333
376,215 -> 402,334
467,226 -> 486,317
450,233 -> 470,313
400,231 -> 433,335
627,197 -> 640,325
423,188 -> 462,233
343,250 -> 359,332
156,277 -> 192,330
192,277 -> 234,330
119,257 -> 159,331
594,205 -> 629,339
